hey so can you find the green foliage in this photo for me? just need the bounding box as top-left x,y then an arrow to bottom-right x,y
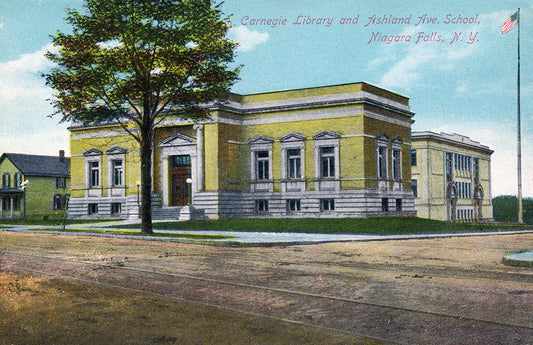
30,227 -> 235,240
43,0 -> 240,233
492,195 -> 533,224
0,219 -> 118,226
43,0 -> 239,128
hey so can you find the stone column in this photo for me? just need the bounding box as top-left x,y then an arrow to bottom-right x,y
194,124 -> 204,192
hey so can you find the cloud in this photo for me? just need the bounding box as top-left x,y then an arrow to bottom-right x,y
0,123 -> 69,156
228,26 -> 269,52
0,43 -> 56,100
371,15 -> 485,90
379,47 -> 436,90
0,44 -> 69,155
378,38 -> 478,90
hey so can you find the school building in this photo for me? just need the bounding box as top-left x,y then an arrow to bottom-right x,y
411,131 -> 493,222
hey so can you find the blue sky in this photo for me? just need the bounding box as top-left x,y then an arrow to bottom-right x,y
0,0 -> 531,197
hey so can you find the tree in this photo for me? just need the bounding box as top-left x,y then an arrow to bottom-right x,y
43,0 -> 239,233
493,195 -> 533,224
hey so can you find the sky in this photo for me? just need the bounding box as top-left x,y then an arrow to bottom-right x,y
0,0 -> 531,198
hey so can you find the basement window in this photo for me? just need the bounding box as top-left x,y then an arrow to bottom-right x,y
255,200 -> 269,213
88,203 -> 98,215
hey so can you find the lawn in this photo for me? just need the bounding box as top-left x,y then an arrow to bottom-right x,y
30,227 -> 235,241
113,217 -> 530,234
0,219 -> 117,226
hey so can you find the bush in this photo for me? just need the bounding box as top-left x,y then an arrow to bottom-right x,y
492,195 -> 533,224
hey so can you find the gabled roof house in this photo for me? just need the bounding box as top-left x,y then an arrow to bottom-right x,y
0,151 -> 70,219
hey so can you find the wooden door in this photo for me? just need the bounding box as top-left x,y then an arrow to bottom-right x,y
170,166 -> 190,206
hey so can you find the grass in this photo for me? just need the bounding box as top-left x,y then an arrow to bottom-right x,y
113,217 -> 532,235
0,218 -> 119,226
30,227 -> 235,240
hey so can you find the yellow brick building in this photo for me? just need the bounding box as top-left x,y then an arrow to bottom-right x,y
411,132 -> 493,222
68,82 -> 416,219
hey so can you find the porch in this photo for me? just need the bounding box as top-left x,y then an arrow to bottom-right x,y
0,189 -> 24,219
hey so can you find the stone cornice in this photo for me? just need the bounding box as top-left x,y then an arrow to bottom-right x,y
412,131 -> 493,154
204,91 -> 414,118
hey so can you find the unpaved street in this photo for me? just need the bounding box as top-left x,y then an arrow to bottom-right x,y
1,231 -> 532,345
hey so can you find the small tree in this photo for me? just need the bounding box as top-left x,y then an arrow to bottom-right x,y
44,0 -> 239,233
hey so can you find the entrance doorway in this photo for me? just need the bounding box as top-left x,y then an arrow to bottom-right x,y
169,155 -> 191,206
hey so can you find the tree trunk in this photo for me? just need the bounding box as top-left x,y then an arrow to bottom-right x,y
140,123 -> 153,234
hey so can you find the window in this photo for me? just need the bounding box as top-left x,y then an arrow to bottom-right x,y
320,147 -> 335,178
313,131 -> 340,184
410,149 -> 417,166
392,148 -> 401,181
396,199 -> 402,211
255,200 -> 269,212
412,179 -> 418,198
2,173 -> 10,188
88,203 -> 98,215
286,199 -> 301,212
280,133 -> 306,182
382,198 -> 389,212
170,155 -> 190,167
84,149 -> 102,190
473,158 -> 479,184
53,194 -> 63,210
377,146 -> 387,180
56,177 -> 65,189
111,202 -> 122,215
249,136 -> 274,184
89,161 -> 99,187
454,154 -> 472,171
287,149 -> 302,179
14,173 -> 22,188
446,152 -> 453,182
112,160 -> 123,186
320,199 -> 335,211
107,147 -> 127,190
256,151 -> 270,180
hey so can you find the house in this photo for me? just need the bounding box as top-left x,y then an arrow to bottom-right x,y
411,131 -> 493,222
67,82 -> 417,219
0,151 -> 70,219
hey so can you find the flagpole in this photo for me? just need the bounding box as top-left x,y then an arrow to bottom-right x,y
517,8 -> 523,223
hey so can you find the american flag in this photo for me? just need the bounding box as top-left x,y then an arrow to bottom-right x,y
501,11 -> 518,34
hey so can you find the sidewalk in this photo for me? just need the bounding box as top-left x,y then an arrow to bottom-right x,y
4,220 -> 533,245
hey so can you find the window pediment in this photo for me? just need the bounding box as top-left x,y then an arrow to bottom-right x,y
248,135 -> 274,145
106,146 -> 127,155
83,149 -> 103,156
376,134 -> 389,146
313,130 -> 340,141
280,132 -> 306,142
391,136 -> 403,148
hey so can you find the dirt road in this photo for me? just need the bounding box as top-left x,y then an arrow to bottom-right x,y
1,231 -> 532,344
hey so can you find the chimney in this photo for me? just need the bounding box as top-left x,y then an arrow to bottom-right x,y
59,150 -> 65,163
